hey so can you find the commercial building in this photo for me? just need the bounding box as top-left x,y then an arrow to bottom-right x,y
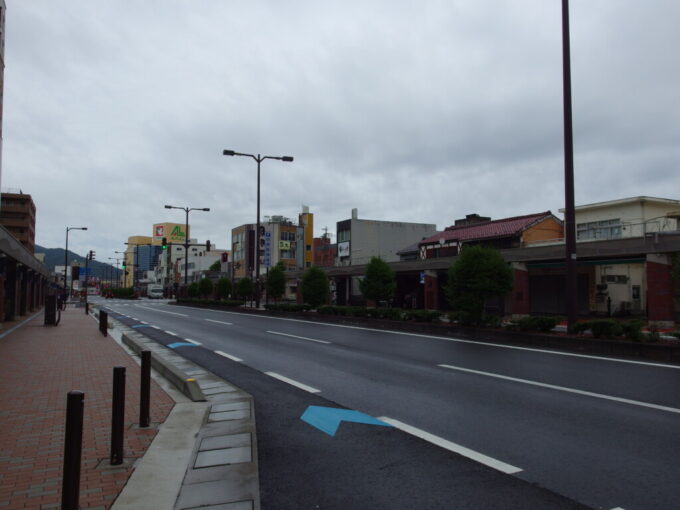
0,191 -> 36,253
336,208 -> 436,267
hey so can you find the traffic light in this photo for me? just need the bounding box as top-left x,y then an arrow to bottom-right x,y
89,250 -> 95,260
122,259 -> 126,269
206,240 -> 211,252
162,237 -> 167,250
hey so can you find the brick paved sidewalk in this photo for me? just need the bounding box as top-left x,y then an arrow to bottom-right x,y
0,307 -> 175,510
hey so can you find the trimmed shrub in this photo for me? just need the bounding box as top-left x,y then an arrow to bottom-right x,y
621,319 -> 645,342
403,310 -> 442,322
514,316 -> 558,333
582,319 -> 623,339
264,303 -> 311,312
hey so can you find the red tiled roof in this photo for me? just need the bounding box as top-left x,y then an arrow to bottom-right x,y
420,212 -> 556,245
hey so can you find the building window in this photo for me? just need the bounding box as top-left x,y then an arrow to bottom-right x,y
338,230 -> 350,242
577,219 -> 622,240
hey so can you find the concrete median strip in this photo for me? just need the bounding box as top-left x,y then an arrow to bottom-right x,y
101,308 -> 261,510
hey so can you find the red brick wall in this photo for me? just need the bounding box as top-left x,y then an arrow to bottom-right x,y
511,268 -> 530,315
646,260 -> 674,322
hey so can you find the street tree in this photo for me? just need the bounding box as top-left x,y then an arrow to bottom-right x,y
209,260 -> 221,271
359,256 -> 395,305
198,278 -> 213,298
187,281 -> 200,298
266,262 -> 286,303
445,245 -> 513,325
235,277 -> 254,303
301,266 -> 329,308
215,277 -> 232,300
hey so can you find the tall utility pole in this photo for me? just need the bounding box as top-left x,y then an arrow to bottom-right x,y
222,149 -> 294,308
164,205 -> 210,289
562,0 -> 578,331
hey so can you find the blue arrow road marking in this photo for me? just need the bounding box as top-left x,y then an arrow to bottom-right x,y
167,342 -> 198,349
301,406 -> 392,437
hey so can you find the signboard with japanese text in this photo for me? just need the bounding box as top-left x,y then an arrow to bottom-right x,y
153,223 -> 188,245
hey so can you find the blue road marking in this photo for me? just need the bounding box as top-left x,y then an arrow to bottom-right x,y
301,405 -> 392,437
131,324 -> 151,329
167,342 -> 198,349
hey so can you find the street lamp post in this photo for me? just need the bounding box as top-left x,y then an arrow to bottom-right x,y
164,205 -> 210,290
222,149 -> 294,308
561,0 -> 578,332
114,251 -> 126,288
64,226 -> 87,300
108,258 -> 122,290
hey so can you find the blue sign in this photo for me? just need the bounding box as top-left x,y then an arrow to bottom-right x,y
167,342 -> 198,349
300,405 -> 392,437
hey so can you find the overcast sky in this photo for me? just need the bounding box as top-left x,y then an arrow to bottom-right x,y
3,1 -> 679,262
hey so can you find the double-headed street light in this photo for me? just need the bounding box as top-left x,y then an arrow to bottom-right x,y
222,149 -> 294,308
164,205 -> 210,288
65,226 -> 87,298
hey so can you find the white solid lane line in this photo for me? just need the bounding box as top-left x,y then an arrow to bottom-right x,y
267,330 -> 331,344
135,305 -> 188,317
265,372 -> 321,393
438,364 -> 680,415
215,351 -> 243,362
172,306 -> 680,370
205,319 -> 233,326
378,416 -> 523,475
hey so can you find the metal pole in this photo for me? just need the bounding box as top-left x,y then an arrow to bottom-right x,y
184,208 -> 189,288
61,390 -> 84,510
64,228 -> 69,300
110,366 -> 126,465
140,351 -> 151,427
255,155 -> 261,308
562,0 -> 578,332
84,253 -> 89,313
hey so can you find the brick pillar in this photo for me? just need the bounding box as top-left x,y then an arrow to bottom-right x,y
510,263 -> 530,318
0,275 -> 5,322
5,261 -> 18,321
424,272 -> 439,310
296,280 -> 303,304
646,254 -> 674,329
19,267 -> 29,316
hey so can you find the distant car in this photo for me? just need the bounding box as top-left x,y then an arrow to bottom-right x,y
147,284 -> 164,299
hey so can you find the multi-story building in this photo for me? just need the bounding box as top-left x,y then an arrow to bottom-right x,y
231,224 -> 255,281
561,196 -> 680,241
0,191 -> 36,253
298,206 -> 314,269
336,208 -> 436,266
313,233 -> 337,267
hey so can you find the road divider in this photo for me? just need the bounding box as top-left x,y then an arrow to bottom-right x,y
438,364 -> 680,415
267,330 -> 331,345
265,372 -> 320,393
378,416 -> 523,475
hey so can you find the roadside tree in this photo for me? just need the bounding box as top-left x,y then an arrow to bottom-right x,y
215,277 -> 232,300
266,262 -> 286,303
359,256 -> 395,305
445,245 -> 513,325
301,266 -> 329,308
198,278 -> 213,298
235,277 -> 254,303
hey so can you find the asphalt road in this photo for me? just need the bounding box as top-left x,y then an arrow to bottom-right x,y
97,298 -> 680,510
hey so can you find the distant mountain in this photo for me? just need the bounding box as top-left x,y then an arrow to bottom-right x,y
35,245 -> 123,280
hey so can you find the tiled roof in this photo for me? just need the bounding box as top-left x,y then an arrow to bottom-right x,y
420,212 -> 556,245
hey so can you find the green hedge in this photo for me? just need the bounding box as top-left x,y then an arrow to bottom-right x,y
264,303 -> 312,312
316,305 -> 445,322
178,298 -> 243,307
111,287 -> 135,299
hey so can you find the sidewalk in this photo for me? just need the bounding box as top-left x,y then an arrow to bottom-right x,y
0,307 -> 175,510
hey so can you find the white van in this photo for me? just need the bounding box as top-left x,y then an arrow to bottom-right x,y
147,284 -> 164,299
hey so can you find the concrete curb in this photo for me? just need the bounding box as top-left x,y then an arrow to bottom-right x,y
121,332 -> 206,402
99,307 -> 261,510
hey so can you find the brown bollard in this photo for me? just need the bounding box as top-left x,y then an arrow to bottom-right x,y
110,366 -> 126,465
61,391 -> 84,510
139,351 -> 151,428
